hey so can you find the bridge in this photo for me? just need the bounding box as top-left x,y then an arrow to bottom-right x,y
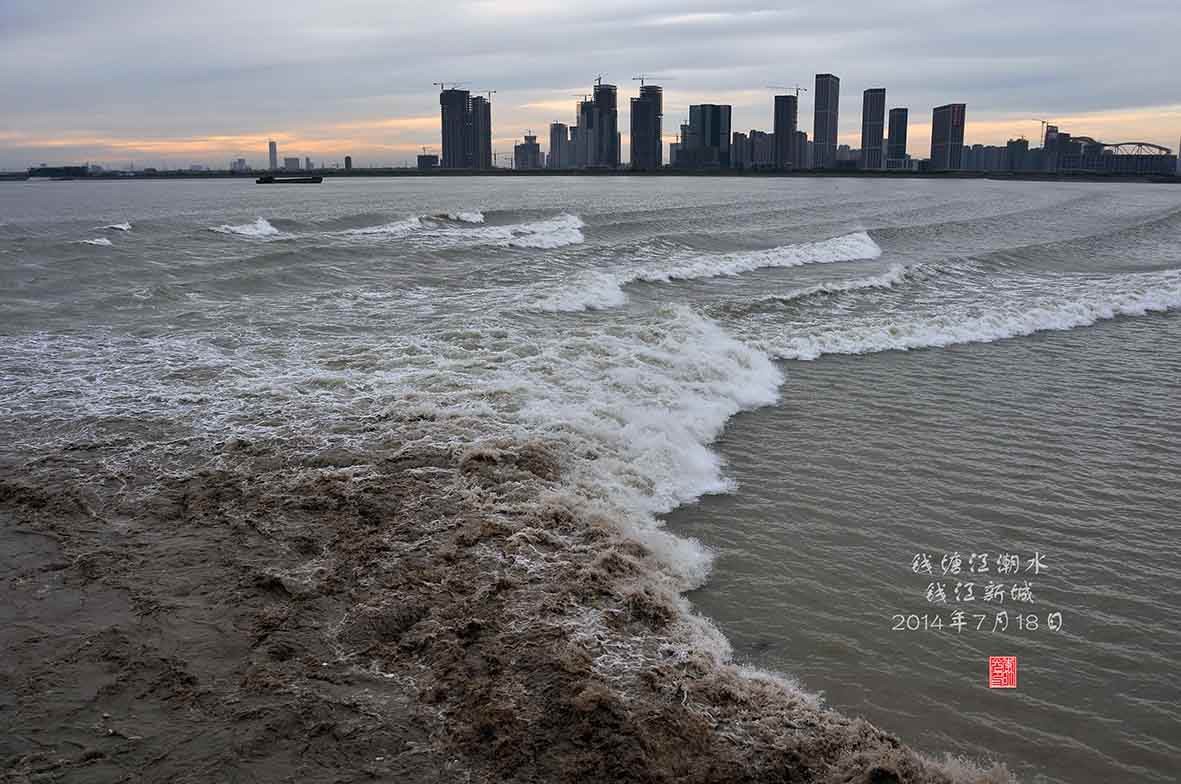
1068,137 -> 1173,155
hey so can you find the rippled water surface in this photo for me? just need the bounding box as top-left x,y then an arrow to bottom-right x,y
2,177 -> 1179,783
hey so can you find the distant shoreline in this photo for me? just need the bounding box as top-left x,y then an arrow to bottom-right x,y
4,169 -> 1179,184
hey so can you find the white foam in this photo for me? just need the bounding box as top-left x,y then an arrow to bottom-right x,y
757,262 -> 911,304
98,222 -> 132,232
500,305 -> 782,587
330,213 -> 581,249
531,232 -> 882,312
77,237 -> 113,246
212,217 -> 283,238
532,273 -> 627,312
768,271 -> 1181,360
636,231 -> 882,283
343,216 -> 424,238
501,213 -> 585,249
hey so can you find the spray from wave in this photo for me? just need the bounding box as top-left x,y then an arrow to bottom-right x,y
446,211 -> 485,224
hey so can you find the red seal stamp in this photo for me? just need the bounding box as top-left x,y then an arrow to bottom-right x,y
988,656 -> 1017,688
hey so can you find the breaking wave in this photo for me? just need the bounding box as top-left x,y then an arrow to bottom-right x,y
98,222 -> 132,232
497,213 -> 585,249
211,217 -> 285,238
341,216 -> 424,238
716,263 -> 915,316
767,271 -> 1181,360
534,231 -> 882,312
335,213 -> 581,248
77,237 -> 113,246
637,231 -> 882,282
532,271 -> 630,312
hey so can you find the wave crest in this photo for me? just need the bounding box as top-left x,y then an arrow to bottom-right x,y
636,231 -> 882,283
533,232 -> 882,312
211,217 -> 284,238
501,213 -> 585,249
770,271 -> 1181,360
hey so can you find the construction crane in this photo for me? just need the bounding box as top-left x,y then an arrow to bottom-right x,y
632,74 -> 674,86
1033,118 -> 1053,141
594,73 -> 606,86
471,89 -> 497,100
766,85 -> 808,97
432,81 -> 468,91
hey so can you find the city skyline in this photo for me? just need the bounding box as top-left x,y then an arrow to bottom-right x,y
3,1 -> 1180,169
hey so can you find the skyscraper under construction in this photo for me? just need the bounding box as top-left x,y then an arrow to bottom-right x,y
630,85 -> 663,171
593,81 -> 620,169
438,88 -> 493,170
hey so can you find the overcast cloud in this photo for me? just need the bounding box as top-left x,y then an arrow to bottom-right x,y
2,0 -> 1179,168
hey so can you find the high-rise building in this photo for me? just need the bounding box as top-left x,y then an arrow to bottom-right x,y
794,131 -> 809,169
469,96 -> 492,170
1042,124 -> 1062,171
773,95 -> 798,170
514,133 -> 542,170
574,98 -> 595,167
593,82 -> 620,169
629,85 -> 663,170
344,155 -> 353,171
439,88 -> 471,169
268,140 -> 278,171
813,74 -> 840,169
305,156 -> 313,171
931,103 -> 966,171
860,88 -> 886,170
1005,138 -> 1028,171
675,104 -> 731,168
886,108 -> 909,167
750,130 -> 774,168
732,132 -> 751,169
548,123 -> 573,169
283,157 -> 300,171
439,88 -> 493,170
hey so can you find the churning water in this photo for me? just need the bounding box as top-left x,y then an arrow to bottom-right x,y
1,177 -> 1178,783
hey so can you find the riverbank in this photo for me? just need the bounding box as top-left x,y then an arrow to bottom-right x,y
5,169 -> 1178,184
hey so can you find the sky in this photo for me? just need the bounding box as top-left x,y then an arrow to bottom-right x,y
2,0 -> 1180,169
